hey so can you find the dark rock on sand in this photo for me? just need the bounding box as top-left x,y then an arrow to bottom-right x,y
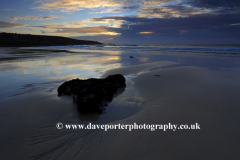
57,74 -> 126,114
130,56 -> 134,58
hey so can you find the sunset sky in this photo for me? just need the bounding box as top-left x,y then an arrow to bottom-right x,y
0,0 -> 240,44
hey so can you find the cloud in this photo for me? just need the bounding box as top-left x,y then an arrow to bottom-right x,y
34,0 -> 123,13
230,23 -> 240,26
55,27 -> 108,33
33,0 -> 240,17
29,23 -> 121,35
104,38 -> 114,41
3,0 -> 238,44
137,32 -> 153,34
0,21 -> 26,28
28,19 -> 122,35
3,8 -> 16,11
83,18 -> 124,24
82,16 -> 138,27
84,13 -> 240,44
179,30 -> 189,34
28,22 -> 85,30
99,4 -> 141,13
40,30 -> 47,33
90,5 -> 240,33
34,0 -> 178,13
137,4 -> 212,18
52,26 -> 121,35
82,17 -> 124,28
186,0 -> 240,9
7,15 -> 62,20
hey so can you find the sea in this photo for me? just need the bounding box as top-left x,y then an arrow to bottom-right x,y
29,44 -> 240,55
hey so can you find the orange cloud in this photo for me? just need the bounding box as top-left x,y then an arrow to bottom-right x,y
137,31 -> 153,34
35,0 -> 122,13
104,38 -> 114,41
47,26 -> 121,36
82,18 -> 124,28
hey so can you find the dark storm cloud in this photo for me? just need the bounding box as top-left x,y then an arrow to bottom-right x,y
94,10 -> 240,31
138,4 -> 211,18
89,12 -> 240,44
185,0 -> 240,9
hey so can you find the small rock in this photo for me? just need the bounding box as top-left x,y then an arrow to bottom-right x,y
130,56 -> 134,58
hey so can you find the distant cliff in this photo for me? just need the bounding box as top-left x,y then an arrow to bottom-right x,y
0,32 -> 102,47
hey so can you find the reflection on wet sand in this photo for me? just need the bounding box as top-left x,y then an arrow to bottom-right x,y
78,112 -> 100,121
0,49 -> 124,100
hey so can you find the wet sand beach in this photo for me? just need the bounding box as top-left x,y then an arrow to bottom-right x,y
0,46 -> 240,159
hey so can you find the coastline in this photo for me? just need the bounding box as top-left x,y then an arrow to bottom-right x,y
0,33 -> 102,47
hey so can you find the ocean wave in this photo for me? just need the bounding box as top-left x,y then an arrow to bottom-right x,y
30,44 -> 240,56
